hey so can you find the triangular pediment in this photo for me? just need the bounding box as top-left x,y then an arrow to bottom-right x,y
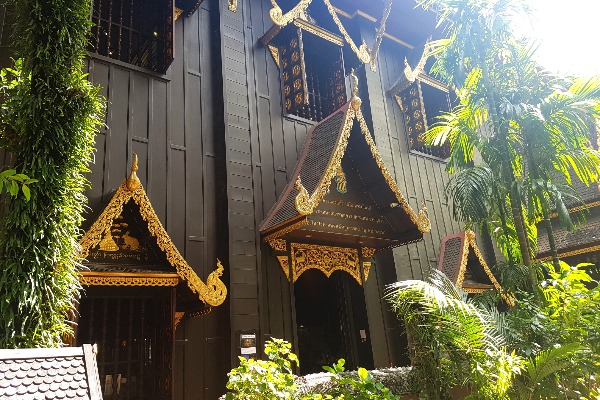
438,230 -> 512,304
79,156 -> 227,307
259,99 -> 431,252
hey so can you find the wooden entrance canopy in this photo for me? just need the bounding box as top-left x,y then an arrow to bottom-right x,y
259,72 -> 431,284
79,154 -> 227,308
437,230 -> 513,304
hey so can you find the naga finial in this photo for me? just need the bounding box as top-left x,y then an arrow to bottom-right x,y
350,68 -> 362,111
126,152 -> 141,191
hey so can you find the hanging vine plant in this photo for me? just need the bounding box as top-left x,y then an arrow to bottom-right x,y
0,0 -> 104,347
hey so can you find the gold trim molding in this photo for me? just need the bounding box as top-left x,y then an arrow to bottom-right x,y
277,255 -> 290,280
268,239 -> 287,252
363,261 -> 372,282
79,272 -> 180,287
290,243 -> 362,285
79,154 -> 227,307
458,231 -> 514,306
361,247 -> 376,259
537,244 -> 600,262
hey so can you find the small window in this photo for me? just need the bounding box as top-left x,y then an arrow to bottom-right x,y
89,0 -> 174,73
396,77 -> 452,160
276,26 -> 346,122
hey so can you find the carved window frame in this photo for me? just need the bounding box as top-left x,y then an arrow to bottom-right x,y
395,75 -> 452,161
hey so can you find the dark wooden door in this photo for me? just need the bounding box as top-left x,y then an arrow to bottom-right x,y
293,270 -> 373,374
77,286 -> 175,400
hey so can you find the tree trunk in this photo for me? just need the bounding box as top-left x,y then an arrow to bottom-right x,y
478,47 -> 537,287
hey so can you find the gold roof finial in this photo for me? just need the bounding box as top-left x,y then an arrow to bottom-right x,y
350,68 -> 362,111
126,152 -> 141,191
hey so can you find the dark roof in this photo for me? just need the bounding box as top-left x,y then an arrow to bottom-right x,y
566,177 -> 600,208
259,102 -> 431,249
537,210 -> 600,259
0,344 -> 102,400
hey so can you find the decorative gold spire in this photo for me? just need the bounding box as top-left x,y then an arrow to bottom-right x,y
126,153 -> 141,191
350,69 -> 362,111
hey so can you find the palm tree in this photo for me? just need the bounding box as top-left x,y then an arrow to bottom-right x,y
386,270 -> 520,400
418,0 -> 600,286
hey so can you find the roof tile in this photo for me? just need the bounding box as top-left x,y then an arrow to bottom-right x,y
0,345 -> 102,400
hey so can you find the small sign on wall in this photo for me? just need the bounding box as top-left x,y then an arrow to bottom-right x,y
240,334 -> 256,359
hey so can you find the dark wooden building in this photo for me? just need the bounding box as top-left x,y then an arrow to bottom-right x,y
0,0 -> 466,398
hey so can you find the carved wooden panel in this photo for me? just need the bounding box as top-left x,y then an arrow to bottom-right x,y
279,28 -> 308,115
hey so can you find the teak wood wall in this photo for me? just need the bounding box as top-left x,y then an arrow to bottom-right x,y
82,1 -> 230,398
0,0 -> 464,397
218,0 -> 462,369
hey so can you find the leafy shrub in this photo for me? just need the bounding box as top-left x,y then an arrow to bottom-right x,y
224,339 -> 405,400
225,338 -> 298,400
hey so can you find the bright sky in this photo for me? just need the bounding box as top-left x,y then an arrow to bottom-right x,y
515,0 -> 600,77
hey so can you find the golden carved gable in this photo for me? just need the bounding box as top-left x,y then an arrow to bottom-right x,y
79,155 -> 227,307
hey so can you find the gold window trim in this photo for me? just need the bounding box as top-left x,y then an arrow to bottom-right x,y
79,154 -> 227,307
80,272 -> 180,287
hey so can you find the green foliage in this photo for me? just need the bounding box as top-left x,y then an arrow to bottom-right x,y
225,339 -> 298,400
0,168 -> 36,200
225,339 -> 403,400
387,270 -> 522,400
319,359 -> 401,400
503,263 -> 600,397
0,0 -> 104,347
418,0 -> 600,283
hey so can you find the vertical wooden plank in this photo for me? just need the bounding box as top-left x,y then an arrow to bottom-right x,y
104,67 -> 130,195
149,79 -> 168,222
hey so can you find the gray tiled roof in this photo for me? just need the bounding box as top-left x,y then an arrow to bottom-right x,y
0,345 -> 102,400
537,210 -> 600,257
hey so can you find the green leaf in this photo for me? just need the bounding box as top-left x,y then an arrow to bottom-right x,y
358,367 -> 368,381
22,185 -> 30,201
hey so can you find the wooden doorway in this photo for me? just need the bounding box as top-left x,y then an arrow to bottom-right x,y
77,286 -> 174,400
294,270 -> 373,375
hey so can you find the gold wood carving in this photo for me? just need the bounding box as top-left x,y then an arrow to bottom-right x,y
363,262 -> 372,281
269,0 -> 311,27
457,231 -> 514,306
263,218 -> 308,243
79,153 -> 227,306
368,0 -> 393,72
277,256 -> 290,280
361,247 -> 376,259
268,239 -> 287,252
334,165 -> 347,193
174,312 -> 186,329
290,243 -> 362,285
79,272 -> 180,287
228,0 -> 237,12
356,109 -> 431,233
267,44 -> 280,67
322,0 -> 370,64
403,39 -> 435,83
174,7 -> 184,21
